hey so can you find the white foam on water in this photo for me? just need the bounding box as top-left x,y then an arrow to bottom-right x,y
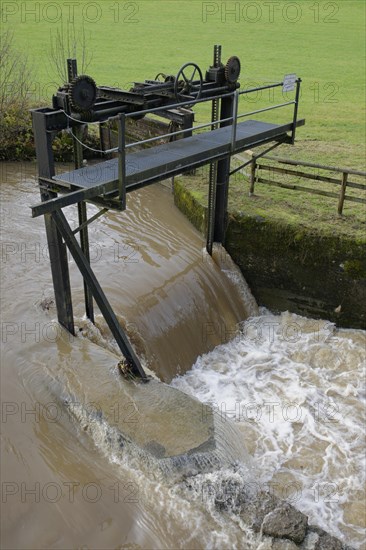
171,310 -> 366,549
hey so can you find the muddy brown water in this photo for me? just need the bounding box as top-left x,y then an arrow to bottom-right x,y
1,163 -> 365,549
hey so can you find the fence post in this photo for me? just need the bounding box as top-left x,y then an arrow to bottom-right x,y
338,172 -> 348,216
249,157 -> 257,195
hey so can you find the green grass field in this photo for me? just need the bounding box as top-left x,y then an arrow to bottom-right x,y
2,0 -> 365,205
4,0 -> 365,163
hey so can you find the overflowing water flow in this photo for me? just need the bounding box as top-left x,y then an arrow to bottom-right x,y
1,163 -> 365,549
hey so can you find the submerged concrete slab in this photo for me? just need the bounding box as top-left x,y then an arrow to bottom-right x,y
84,376 -> 216,459
54,357 -> 251,477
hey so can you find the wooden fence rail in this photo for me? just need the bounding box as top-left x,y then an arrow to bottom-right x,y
246,154 -> 366,215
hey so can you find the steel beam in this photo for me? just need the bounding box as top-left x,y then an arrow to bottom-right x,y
31,181 -> 118,217
229,138 -> 288,176
72,208 -> 109,235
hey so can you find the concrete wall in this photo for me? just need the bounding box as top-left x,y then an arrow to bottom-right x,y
174,180 -> 366,329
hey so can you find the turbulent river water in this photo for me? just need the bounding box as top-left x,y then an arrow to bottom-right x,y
1,162 -> 365,549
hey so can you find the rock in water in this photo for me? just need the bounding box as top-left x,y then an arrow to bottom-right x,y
261,502 -> 308,544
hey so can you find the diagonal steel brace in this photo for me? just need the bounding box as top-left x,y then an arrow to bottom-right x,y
52,208 -> 148,381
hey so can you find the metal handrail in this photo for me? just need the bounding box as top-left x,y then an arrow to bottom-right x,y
103,114 -> 235,154
116,77 -> 302,204
238,81 -> 283,95
237,100 -> 295,120
125,115 -> 234,149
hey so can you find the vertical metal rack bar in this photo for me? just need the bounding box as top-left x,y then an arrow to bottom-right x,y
206,44 -> 222,255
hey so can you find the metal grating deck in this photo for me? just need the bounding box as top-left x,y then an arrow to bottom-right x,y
53,119 -> 303,193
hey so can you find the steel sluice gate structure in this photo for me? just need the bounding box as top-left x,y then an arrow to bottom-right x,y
30,45 -> 305,378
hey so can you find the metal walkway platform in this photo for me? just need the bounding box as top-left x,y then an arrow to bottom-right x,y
53,119 -> 304,195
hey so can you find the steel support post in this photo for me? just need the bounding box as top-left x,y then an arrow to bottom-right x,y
213,94 -> 234,243
183,110 -> 195,176
291,79 -> 301,144
32,110 -> 75,334
73,126 -> 95,323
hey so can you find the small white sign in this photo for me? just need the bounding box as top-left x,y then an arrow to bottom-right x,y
283,73 -> 297,93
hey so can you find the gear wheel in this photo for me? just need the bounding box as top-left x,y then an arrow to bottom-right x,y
154,72 -> 166,81
78,110 -> 93,122
225,56 -> 241,83
69,75 -> 97,112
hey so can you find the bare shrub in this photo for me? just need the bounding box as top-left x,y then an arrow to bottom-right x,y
48,22 -> 93,83
0,29 -> 32,112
